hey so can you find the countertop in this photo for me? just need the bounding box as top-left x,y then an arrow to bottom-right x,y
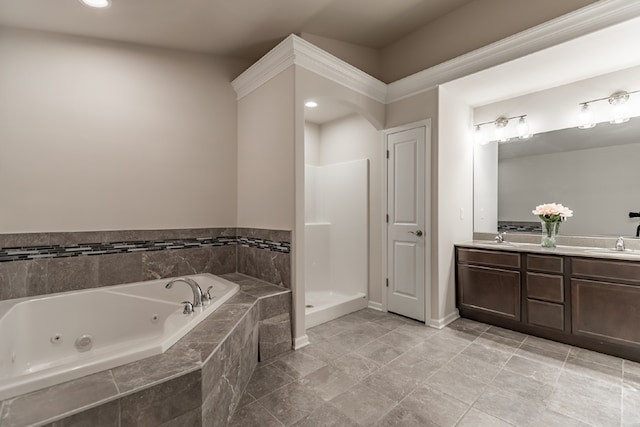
456,240 -> 640,262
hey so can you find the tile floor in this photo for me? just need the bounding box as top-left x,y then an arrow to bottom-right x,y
228,309 -> 640,427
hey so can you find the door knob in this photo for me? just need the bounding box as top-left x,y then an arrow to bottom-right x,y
409,230 -> 423,237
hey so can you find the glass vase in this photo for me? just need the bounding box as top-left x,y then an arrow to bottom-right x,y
541,220 -> 560,248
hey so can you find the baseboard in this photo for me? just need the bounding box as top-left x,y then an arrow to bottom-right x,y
429,309 -> 460,329
367,301 -> 383,311
293,335 -> 310,350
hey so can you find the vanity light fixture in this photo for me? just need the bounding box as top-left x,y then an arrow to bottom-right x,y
473,115 -> 530,144
578,89 -> 639,129
79,0 -> 111,7
304,101 -> 318,108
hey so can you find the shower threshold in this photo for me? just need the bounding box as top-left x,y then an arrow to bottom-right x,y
305,291 -> 367,328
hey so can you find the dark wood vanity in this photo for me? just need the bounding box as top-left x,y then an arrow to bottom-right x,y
456,245 -> 640,362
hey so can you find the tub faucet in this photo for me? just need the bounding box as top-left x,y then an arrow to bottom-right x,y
495,232 -> 506,243
615,236 -> 625,251
165,277 -> 203,307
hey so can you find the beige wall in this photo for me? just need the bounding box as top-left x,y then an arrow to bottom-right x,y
299,33 -> 382,81
237,66 -> 296,230
0,27 -> 248,233
386,90 -> 438,130
312,114 -> 383,304
380,0 -> 597,82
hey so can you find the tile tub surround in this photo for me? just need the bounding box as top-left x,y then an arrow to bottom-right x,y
0,228 -> 292,300
237,228 -> 292,288
232,309 -> 637,427
0,274 -> 292,427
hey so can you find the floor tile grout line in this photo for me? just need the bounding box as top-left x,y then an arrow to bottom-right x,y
253,399 -> 286,427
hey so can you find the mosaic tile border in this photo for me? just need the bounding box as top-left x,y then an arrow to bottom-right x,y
498,221 -> 541,233
0,236 -> 290,263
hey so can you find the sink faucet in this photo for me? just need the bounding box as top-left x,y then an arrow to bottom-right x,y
615,236 -> 625,251
165,277 -> 203,307
495,232 -> 506,243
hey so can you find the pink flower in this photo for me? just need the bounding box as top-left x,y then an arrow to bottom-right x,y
532,203 -> 573,221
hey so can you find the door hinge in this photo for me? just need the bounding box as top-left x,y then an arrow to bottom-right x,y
386,150 -> 389,159
386,278 -> 389,288
386,214 -> 389,223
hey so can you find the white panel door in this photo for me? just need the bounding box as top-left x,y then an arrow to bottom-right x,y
387,126 -> 426,322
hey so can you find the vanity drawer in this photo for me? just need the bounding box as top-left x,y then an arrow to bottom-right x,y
572,258 -> 640,285
526,273 -> 564,303
527,254 -> 563,274
457,248 -> 520,269
527,299 -> 564,331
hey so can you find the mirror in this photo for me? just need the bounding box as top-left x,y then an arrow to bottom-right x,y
475,117 -> 640,238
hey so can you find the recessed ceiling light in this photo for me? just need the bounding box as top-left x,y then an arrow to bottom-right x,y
79,0 -> 111,8
305,101 -> 318,108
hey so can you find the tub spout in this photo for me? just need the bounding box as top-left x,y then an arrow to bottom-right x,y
165,277 -> 203,307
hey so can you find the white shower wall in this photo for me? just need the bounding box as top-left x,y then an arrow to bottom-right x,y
305,160 -> 368,327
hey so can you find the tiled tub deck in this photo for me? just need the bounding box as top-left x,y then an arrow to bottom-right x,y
0,273 -> 292,427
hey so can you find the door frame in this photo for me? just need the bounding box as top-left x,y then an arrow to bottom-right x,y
381,119 -> 432,323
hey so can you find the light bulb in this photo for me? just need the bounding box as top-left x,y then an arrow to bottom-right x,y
609,91 -> 630,124
474,125 -> 486,145
79,0 -> 110,8
517,116 -> 531,139
578,103 -> 596,129
304,101 -> 318,108
494,117 -> 509,143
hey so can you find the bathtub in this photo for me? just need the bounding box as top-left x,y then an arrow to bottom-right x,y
0,273 -> 239,401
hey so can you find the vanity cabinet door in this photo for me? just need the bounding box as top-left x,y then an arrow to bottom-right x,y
457,264 -> 521,320
572,278 -> 640,347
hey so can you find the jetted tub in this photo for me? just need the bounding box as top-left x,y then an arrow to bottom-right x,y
0,273 -> 239,400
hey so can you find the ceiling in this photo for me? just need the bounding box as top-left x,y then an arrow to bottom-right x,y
0,0 -> 474,59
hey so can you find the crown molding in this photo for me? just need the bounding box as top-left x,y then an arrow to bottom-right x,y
232,34 -> 387,103
290,36 -> 388,104
387,0 -> 640,103
231,36 -> 296,100
233,0 -> 640,105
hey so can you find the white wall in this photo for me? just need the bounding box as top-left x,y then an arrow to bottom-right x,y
473,64 -> 640,137
304,122 -> 321,167
499,143 -> 640,237
436,87 -> 474,324
0,27 -> 249,233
